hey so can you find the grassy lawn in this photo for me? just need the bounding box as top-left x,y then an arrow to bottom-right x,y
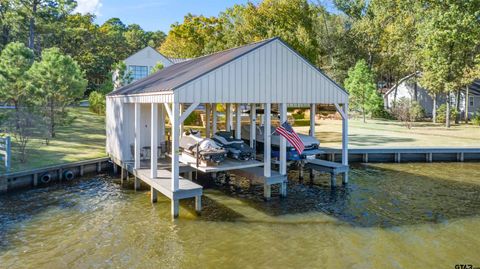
2,108 -> 479,174
295,118 -> 480,148
1,107 -> 106,173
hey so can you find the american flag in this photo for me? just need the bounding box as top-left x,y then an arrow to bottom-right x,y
275,121 -> 305,155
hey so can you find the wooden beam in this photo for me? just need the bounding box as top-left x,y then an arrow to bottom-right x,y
310,103 -> 316,136
171,102 -> 180,191
235,104 -> 241,139
334,103 -> 347,119
212,103 -> 217,134
226,103 -> 232,131
151,103 -> 158,178
163,103 -> 173,120
179,102 -> 200,123
279,103 -> 287,176
134,103 -> 141,170
264,103 -> 271,178
205,103 -> 211,137
250,104 -> 256,149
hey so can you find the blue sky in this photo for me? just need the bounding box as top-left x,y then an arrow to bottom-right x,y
75,0 -> 253,33
75,0 -> 337,33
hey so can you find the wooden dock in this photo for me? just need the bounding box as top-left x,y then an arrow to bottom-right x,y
115,157 -> 202,217
318,147 -> 480,163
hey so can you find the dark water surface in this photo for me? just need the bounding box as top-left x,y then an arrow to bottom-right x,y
1,163 -> 480,268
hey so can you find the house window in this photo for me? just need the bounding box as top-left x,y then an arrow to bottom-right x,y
128,65 -> 149,81
469,96 -> 474,107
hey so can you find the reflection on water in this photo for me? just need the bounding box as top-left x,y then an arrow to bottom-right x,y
1,163 -> 480,268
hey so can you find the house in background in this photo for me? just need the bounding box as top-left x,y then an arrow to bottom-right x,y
113,47 -> 189,87
384,74 -> 480,119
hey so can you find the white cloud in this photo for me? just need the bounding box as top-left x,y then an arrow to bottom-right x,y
74,0 -> 103,16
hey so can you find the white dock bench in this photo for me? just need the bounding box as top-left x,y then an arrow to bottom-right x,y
305,159 -> 349,186
230,166 -> 287,199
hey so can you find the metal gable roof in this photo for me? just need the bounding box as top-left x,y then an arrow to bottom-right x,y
108,38 -> 277,96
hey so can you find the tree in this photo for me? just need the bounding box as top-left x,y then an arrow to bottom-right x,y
0,42 -> 35,110
418,0 -> 480,127
28,47 -> 87,138
344,59 -> 380,122
112,61 -> 133,90
150,62 -> 164,74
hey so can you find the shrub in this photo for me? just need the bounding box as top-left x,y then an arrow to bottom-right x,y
410,101 -> 425,121
471,109 -> 480,126
89,91 -> 106,115
436,104 -> 458,123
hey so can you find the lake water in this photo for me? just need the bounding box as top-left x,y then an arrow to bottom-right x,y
1,163 -> 480,268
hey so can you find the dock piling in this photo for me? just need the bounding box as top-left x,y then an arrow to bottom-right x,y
195,196 -> 202,214
150,187 -> 157,203
172,199 -> 179,218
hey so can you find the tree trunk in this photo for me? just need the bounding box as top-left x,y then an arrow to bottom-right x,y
28,0 -> 38,50
465,85 -> 469,123
446,93 -> 451,128
362,106 -> 366,123
413,79 -> 418,102
455,90 -> 461,124
432,93 -> 437,123
49,97 -> 55,138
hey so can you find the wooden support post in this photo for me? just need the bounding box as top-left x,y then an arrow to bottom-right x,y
171,199 -> 179,218
212,103 -> 217,135
179,103 -> 184,134
363,153 -> 368,163
281,182 -> 287,197
79,165 -> 84,176
460,152 -> 464,162
264,103 -> 271,178
33,173 -> 38,187
330,173 -> 336,187
330,153 -> 335,162
205,103 -> 211,137
279,104 -> 287,177
113,163 -> 118,174
195,195 -> 202,214
249,104 -> 256,149
97,162 -> 101,172
226,103 -> 232,132
134,176 -> 140,191
310,103 -> 315,136
171,102 -> 180,192
187,171 -> 193,180
235,104 -> 241,139
134,103 -> 141,170
151,103 -> 158,179
159,106 -> 166,157
264,184 -> 271,200
120,167 -> 124,185
151,187 -> 157,203
395,153 -> 401,163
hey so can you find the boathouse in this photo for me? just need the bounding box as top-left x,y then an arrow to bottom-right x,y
106,37 -> 349,218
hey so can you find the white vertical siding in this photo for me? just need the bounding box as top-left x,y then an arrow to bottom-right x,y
176,39 -> 348,104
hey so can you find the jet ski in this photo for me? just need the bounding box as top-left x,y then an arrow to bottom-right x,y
179,129 -> 227,165
241,124 -> 322,161
212,131 -> 255,160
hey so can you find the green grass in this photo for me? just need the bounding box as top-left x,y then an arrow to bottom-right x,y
295,118 -> 480,148
1,107 -> 106,173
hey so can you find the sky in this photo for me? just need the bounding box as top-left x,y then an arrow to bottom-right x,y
74,0 -> 338,33
74,0 -> 253,33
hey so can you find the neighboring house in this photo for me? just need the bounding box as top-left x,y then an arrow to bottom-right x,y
384,75 -> 480,119
113,47 -> 189,87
